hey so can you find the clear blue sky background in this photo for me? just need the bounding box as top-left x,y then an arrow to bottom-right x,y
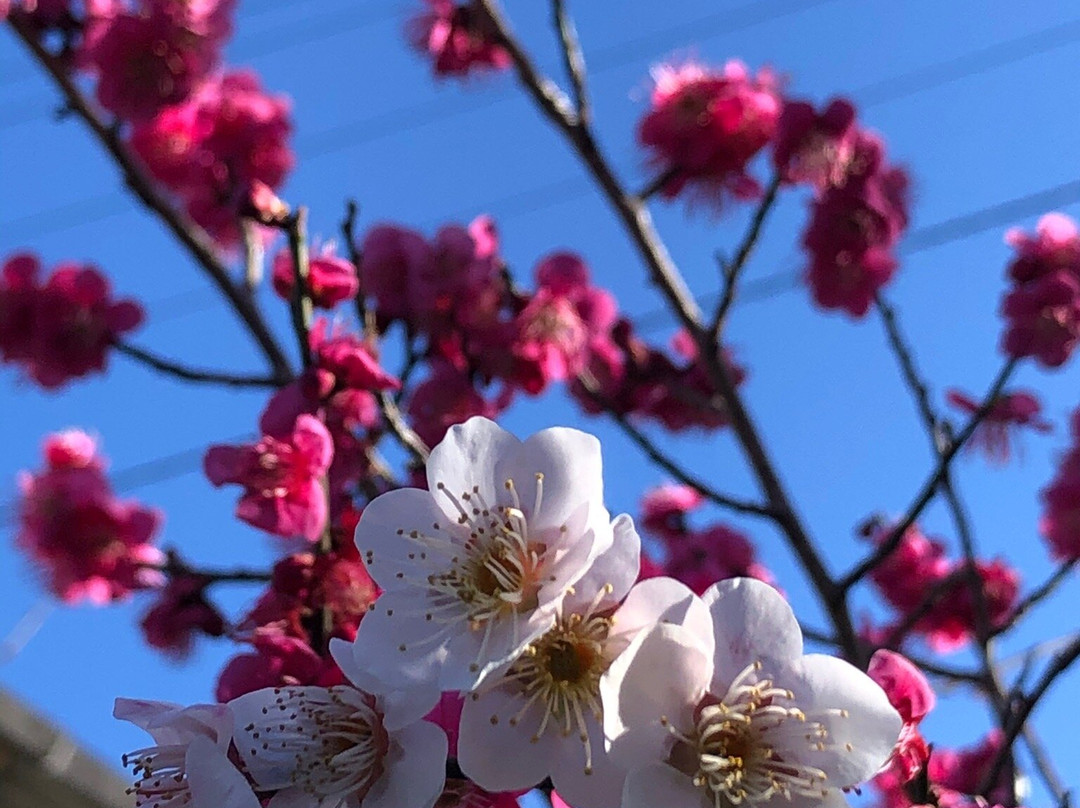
1,0 -> 1079,802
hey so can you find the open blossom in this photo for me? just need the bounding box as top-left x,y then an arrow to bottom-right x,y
868,650 -> 933,781
272,243 -> 359,309
772,98 -> 857,190
602,578 -> 901,808
1005,212 -> 1080,284
216,631 -> 345,703
204,414 -> 333,541
638,60 -> 781,204
115,698 -> 259,808
351,416 -> 618,692
141,573 -> 226,658
406,362 -> 513,448
229,641 -> 446,808
408,0 -> 510,77
459,561 -> 716,808
0,253 -> 144,389
16,430 -> 164,604
946,388 -> 1051,463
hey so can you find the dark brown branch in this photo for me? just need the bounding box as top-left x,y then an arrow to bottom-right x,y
550,0 -> 590,127
153,551 -> 272,584
996,559 -> 1078,637
636,167 -> 679,201
377,390 -> 430,465
341,199 -> 377,341
284,206 -> 314,368
115,341 -> 285,388
8,13 -> 294,382
577,374 -> 774,519
710,173 -> 782,338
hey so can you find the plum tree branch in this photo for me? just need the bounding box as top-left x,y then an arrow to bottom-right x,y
114,341 -> 286,388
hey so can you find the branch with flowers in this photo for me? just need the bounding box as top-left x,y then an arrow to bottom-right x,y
3,2 -> 1080,808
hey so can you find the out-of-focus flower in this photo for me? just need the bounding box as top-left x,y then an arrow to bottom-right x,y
772,97 -> 858,190
140,573 -> 226,658
946,388 -> 1051,464
408,0 -> 510,77
272,243 -> 359,309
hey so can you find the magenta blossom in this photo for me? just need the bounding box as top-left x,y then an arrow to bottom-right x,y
772,97 -> 858,190
204,414 -> 333,541
140,573 -> 226,658
1000,268 -> 1080,368
271,243 -> 359,309
408,0 -> 510,77
1005,212 -> 1080,284
215,631 -> 345,703
946,387 -> 1051,463
406,362 -> 513,448
640,483 -> 704,537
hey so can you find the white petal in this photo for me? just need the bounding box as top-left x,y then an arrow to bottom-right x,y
440,605 -> 557,692
364,721 -> 448,808
114,698 -> 231,749
702,577 -> 801,692
788,654 -> 903,787
352,590 -> 451,690
550,712 -> 627,808
498,426 -> 603,532
266,788 -> 319,808
458,686 -> 558,792
622,763 -> 704,808
600,623 -> 711,771
782,790 -> 851,808
425,417 -> 521,525
567,513 -> 641,610
185,736 -> 261,808
353,488 -> 462,592
329,638 -> 440,731
607,577 -> 712,658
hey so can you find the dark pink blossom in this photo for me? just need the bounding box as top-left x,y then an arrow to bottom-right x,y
310,320 -> 401,393
271,244 -> 359,309
408,0 -> 510,77
411,218 -> 501,322
868,649 -> 935,725
140,573 -> 225,658
946,388 -> 1051,463
640,483 -> 704,537
638,60 -> 781,204
406,362 -> 513,448
929,730 -> 1013,807
772,97 -> 858,189
1005,212 -> 1080,284
215,631 -> 344,703
866,524 -> 951,614
0,252 -> 42,363
357,223 -> 432,322
662,524 -> 774,595
918,559 -> 1020,652
1040,440 -> 1080,561
1000,269 -> 1080,367
16,431 -> 163,604
204,414 -> 333,542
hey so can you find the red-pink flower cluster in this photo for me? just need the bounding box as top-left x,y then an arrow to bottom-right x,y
129,71 -> 294,248
946,387 -> 1051,464
638,60 -> 781,204
866,523 -> 1019,651
772,97 -> 858,190
1039,407 -> 1080,561
140,572 -> 225,658
272,243 -> 359,310
638,483 -> 773,595
1000,213 -> 1080,368
0,253 -> 143,389
408,0 -> 510,77
15,430 -> 164,604
801,123 -> 910,317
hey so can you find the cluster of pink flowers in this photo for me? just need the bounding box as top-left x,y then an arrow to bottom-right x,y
638,483 -> 773,594
408,0 -> 510,77
140,571 -> 225,658
865,522 -> 1019,651
638,60 -> 781,204
1039,407 -> 1080,561
15,430 -> 163,604
1000,213 -> 1080,367
0,252 -> 143,389
272,243 -> 359,309
793,101 -> 910,317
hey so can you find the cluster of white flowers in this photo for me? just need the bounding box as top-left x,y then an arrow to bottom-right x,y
116,417 -> 902,808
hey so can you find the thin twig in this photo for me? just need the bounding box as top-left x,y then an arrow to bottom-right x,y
710,174 -> 782,338
550,0 -> 589,127
115,341 -> 285,388
636,167 -> 679,201
8,13 -> 293,382
341,199 -> 377,341
996,559 -> 1078,637
285,207 -> 314,368
155,551 -> 272,584
577,374 -> 774,518
377,390 -> 430,465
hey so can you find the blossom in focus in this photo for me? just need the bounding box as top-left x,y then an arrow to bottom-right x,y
229,642 -> 447,808
0,253 -> 144,389
114,698 -> 259,808
638,60 -> 781,205
204,414 -> 333,541
351,416 -> 617,692
140,572 -> 226,658
946,387 -> 1051,464
272,243 -> 359,309
16,430 -> 164,604
408,0 -> 510,77
868,649 -> 934,781
772,97 -> 858,190
602,578 -> 901,808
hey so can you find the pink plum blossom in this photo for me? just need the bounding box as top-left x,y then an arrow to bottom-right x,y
772,97 -> 858,190
272,243 -> 359,309
408,0 -> 510,77
946,388 -> 1051,464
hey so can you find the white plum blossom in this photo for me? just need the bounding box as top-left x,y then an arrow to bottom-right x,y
114,698 -> 259,808
601,578 -> 902,808
351,416 -> 615,692
228,639 -> 447,808
458,515 -> 713,808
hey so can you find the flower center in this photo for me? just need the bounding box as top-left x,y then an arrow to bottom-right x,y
665,662 -> 834,807
123,743 -> 192,808
242,686 -> 388,802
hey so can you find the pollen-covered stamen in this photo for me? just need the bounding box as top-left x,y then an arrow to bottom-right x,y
495,584 -> 615,775
122,743 -> 193,808
670,662 -> 834,807
242,686 -> 388,802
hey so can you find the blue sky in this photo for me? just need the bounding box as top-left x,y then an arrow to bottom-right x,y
2,0 -> 1079,802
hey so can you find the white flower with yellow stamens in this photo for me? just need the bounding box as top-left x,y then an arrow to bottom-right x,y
601,578 -> 902,808
351,416 -> 615,692
458,515 -> 713,808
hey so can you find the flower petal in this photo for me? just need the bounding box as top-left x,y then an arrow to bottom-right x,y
550,711 -> 626,808
621,763 -> 703,808
185,736 -> 261,808
351,590 -> 453,690
425,416 -> 521,524
329,637 -> 441,730
364,720 -> 448,808
458,686 -> 558,792
607,577 -> 712,658
601,623 -> 711,771
567,513 -> 641,609
702,577 -> 801,692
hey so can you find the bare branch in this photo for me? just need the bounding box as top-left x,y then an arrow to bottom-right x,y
997,560 -> 1078,637
377,390 -> 430,465
550,0 -> 589,126
284,207 -> 314,368
115,341 -> 286,388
